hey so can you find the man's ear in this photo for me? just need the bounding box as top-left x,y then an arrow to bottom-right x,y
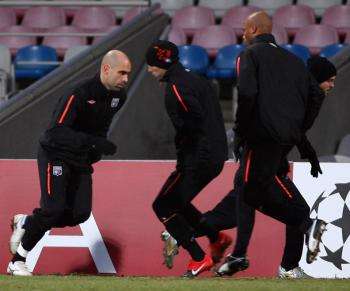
103,64 -> 110,74
252,25 -> 258,34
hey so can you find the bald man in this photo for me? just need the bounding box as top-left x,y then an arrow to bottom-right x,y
217,11 -> 327,275
7,50 -> 131,276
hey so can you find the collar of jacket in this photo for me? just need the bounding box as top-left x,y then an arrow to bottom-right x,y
91,74 -> 123,100
251,33 -> 276,46
92,74 -> 110,97
161,62 -> 185,83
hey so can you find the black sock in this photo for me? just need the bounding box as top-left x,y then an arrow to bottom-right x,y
232,251 -> 246,258
163,213 -> 206,261
182,238 -> 205,261
12,252 -> 26,263
198,218 -> 218,243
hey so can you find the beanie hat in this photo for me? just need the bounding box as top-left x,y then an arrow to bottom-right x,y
307,56 -> 337,84
146,40 -> 179,69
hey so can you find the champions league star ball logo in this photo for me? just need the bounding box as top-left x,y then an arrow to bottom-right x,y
310,183 -> 350,272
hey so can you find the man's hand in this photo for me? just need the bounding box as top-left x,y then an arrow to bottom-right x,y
297,135 -> 322,178
309,155 -> 322,178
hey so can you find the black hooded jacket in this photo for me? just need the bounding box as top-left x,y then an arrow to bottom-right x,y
161,62 -> 228,166
40,75 -> 126,171
235,34 -> 325,145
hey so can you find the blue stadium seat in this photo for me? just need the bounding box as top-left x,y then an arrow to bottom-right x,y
281,44 -> 311,64
319,43 -> 348,58
206,44 -> 245,79
178,45 -> 209,74
15,45 -> 59,79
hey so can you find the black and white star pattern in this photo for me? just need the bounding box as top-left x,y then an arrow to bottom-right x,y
330,204 -> 350,244
310,191 -> 327,213
311,182 -> 350,271
329,183 -> 350,201
320,245 -> 349,270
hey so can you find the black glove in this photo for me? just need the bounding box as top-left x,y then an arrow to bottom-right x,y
233,134 -> 244,162
92,137 -> 117,155
309,155 -> 322,178
297,135 -> 322,178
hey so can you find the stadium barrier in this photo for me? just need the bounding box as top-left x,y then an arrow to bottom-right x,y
1,160 -> 349,278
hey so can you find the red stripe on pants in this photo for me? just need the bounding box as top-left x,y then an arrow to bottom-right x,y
275,176 -> 292,199
47,163 -> 51,195
244,150 -> 252,183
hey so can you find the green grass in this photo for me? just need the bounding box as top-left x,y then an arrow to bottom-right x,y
1,275 -> 350,291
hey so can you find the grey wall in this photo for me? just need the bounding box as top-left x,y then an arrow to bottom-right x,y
109,66 -> 176,159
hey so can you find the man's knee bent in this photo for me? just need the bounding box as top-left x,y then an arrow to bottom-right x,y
71,211 -> 91,226
152,197 -> 175,220
33,209 -> 66,230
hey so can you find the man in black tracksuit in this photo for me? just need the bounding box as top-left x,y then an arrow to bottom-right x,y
198,57 -> 337,277
214,11 -> 327,274
7,50 -> 131,276
146,40 -> 228,277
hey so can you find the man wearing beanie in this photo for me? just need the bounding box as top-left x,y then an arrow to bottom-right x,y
146,40 -> 228,277
307,56 -> 337,95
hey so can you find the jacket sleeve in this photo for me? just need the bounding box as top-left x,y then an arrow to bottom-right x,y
302,74 -> 325,132
234,49 -> 258,137
168,83 -> 204,135
297,134 -> 317,159
43,90 -> 97,151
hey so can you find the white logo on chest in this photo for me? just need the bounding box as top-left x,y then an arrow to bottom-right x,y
111,98 -> 120,108
52,166 -> 62,176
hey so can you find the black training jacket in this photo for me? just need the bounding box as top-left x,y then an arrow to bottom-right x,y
39,75 -> 126,170
235,34 -> 325,145
161,62 -> 228,166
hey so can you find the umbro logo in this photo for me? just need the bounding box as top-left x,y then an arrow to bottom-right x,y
87,100 -> 96,104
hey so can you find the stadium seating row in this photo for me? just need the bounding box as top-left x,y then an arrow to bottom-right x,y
0,5 -> 145,57
1,42 -> 345,87
0,6 -> 145,29
177,43 -> 347,78
0,25 -> 119,57
170,24 -> 349,55
151,0 -> 348,17
6,1 -> 347,19
1,4 -> 349,58
1,21 -> 347,60
170,5 -> 350,38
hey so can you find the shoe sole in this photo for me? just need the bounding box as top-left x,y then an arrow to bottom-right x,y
7,268 -> 32,276
7,261 -> 32,276
9,216 -> 16,254
183,264 -> 213,278
215,261 -> 249,277
161,232 -> 179,269
7,265 -> 13,275
306,223 -> 327,264
9,216 -> 25,255
215,265 -> 248,277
